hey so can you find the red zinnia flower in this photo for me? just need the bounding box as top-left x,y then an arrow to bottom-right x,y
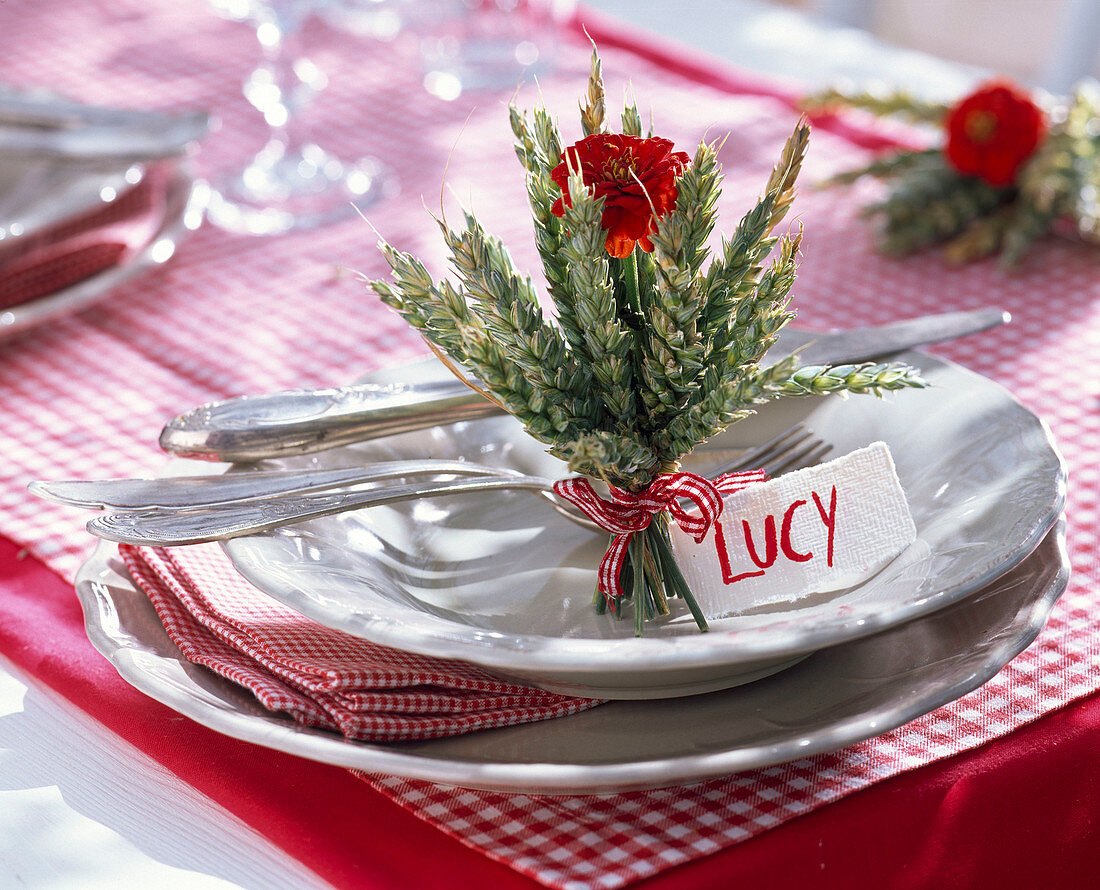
944,80 -> 1046,188
550,134 -> 691,258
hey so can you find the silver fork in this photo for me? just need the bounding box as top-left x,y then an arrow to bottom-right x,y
33,425 -> 830,547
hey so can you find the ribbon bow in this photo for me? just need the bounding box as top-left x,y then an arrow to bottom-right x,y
553,469 -> 767,606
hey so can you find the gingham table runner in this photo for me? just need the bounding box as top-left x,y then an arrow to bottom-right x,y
0,2 -> 1097,888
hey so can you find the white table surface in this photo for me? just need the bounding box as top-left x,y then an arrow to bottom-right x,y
0,3 -> 986,887
0,654 -> 331,889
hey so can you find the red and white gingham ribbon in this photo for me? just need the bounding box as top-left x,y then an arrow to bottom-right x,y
553,469 -> 767,604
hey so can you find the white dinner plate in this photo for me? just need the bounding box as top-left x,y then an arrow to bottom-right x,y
0,153 -> 138,244
0,164 -> 204,340
75,521 -> 1068,793
222,352 -> 1065,698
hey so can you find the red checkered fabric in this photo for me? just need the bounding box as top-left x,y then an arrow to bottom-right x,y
0,163 -> 169,309
0,2 -> 1098,888
366,618 -> 1095,890
119,543 -> 602,740
554,469 -> 767,601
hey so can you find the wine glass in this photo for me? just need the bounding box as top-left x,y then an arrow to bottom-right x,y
417,0 -> 575,101
206,0 -> 388,235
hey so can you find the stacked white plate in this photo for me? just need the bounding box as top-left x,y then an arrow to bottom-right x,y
0,90 -> 206,340
76,350 -> 1068,793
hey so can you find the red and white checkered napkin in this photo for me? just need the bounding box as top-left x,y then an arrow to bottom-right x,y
118,543 -> 602,741
0,163 -> 168,310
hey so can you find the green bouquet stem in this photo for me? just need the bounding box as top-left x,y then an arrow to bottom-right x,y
630,533 -> 648,636
617,516 -> 709,636
619,249 -> 642,319
647,519 -> 710,633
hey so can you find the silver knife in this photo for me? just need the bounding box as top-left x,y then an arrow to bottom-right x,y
0,89 -> 205,131
0,110 -> 212,161
159,307 -> 1009,463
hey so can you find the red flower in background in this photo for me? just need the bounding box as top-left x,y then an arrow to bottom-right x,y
944,81 -> 1046,187
551,134 -> 690,258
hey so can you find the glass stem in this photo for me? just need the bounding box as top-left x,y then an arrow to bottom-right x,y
249,1 -> 315,160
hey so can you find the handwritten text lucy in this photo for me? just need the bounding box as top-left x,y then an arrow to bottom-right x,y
670,442 -> 916,618
714,486 -> 837,584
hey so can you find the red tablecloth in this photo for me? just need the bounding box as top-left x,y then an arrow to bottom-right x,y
1,2 -> 1098,887
2,536 -> 1098,888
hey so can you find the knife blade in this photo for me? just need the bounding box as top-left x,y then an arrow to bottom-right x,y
0,89 -> 206,131
159,307 -> 1009,463
0,110 -> 212,161
792,308 -> 1008,366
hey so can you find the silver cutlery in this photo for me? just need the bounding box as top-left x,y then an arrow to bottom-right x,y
34,427 -> 829,545
89,474 -> 559,546
0,89 -> 204,131
159,308 -> 1010,464
31,459 -> 509,510
0,109 -> 212,161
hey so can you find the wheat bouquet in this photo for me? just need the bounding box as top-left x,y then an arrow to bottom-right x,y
803,79 -> 1100,265
371,52 -> 924,634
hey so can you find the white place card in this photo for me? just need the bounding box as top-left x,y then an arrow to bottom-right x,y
671,441 -> 917,618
